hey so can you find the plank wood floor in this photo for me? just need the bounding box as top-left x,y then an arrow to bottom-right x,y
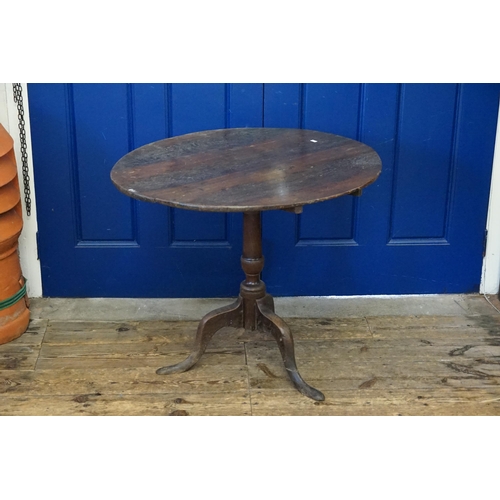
1,303 -> 500,415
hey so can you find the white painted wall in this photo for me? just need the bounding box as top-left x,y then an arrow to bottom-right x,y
0,83 -> 42,297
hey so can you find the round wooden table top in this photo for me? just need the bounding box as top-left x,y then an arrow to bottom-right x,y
111,128 -> 382,212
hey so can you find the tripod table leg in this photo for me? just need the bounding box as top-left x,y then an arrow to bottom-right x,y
256,299 -> 325,401
156,297 -> 243,375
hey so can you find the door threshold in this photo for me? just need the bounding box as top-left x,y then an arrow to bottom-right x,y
28,294 -> 494,321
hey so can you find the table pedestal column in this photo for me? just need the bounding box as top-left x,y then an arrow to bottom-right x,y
156,212 -> 325,401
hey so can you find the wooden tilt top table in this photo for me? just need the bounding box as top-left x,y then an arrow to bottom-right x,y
111,128 -> 382,401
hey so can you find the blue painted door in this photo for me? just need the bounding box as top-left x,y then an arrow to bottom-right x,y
28,84 -> 500,297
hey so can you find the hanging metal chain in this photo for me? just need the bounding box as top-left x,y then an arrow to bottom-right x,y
12,83 -> 31,216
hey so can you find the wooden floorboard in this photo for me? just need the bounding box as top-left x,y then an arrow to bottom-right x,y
249,388 -> 500,416
0,308 -> 499,415
0,392 -> 251,416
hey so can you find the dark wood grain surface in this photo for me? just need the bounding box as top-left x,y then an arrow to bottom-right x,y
111,128 -> 382,212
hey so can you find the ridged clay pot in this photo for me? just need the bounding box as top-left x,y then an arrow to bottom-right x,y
0,123 -> 29,344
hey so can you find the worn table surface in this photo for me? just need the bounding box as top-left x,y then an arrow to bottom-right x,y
110,128 -> 382,212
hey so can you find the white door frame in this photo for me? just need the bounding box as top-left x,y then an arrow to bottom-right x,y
1,84 -> 499,298
0,83 -> 42,297
481,104 -> 500,295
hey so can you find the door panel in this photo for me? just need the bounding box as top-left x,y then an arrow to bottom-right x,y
27,83 -> 500,297
71,84 -> 136,243
390,84 -> 457,240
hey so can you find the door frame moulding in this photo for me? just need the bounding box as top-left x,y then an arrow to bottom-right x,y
481,103 -> 500,295
0,83 -> 42,298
